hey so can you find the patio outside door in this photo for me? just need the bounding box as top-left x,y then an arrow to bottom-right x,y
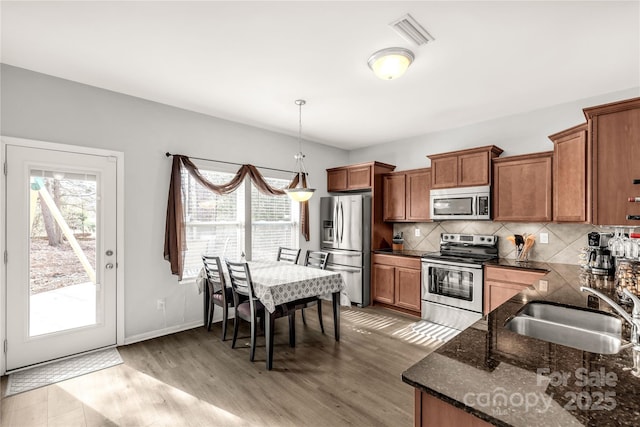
5,144 -> 118,371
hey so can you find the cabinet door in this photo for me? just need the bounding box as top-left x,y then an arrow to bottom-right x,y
406,169 -> 431,221
553,126 -> 588,222
347,165 -> 372,190
383,174 -> 406,221
372,264 -> 395,304
395,267 -> 421,312
458,151 -> 490,187
484,280 -> 528,314
591,107 -> 640,225
493,153 -> 553,222
327,168 -> 348,192
431,156 -> 458,189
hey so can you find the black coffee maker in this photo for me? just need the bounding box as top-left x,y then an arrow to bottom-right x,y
587,232 -> 614,276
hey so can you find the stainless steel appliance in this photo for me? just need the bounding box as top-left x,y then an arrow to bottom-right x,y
586,231 -> 614,276
421,233 -> 498,330
429,185 -> 491,220
588,231 -> 613,248
320,194 -> 371,307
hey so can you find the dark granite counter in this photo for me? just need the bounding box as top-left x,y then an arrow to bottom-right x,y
372,249 -> 425,258
402,262 -> 640,426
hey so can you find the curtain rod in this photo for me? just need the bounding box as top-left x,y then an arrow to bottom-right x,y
165,152 -> 297,175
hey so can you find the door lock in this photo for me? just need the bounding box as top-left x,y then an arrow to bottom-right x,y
106,250 -> 114,256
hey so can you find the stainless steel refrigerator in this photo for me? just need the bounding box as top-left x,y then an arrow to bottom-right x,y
320,194 -> 371,307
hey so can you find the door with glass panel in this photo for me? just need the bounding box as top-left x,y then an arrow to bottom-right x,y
5,144 -> 117,371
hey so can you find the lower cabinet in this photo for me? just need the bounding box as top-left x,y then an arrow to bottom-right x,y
414,390 -> 493,427
372,254 -> 421,315
484,265 -> 547,314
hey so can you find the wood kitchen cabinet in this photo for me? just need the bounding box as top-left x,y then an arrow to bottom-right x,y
492,151 -> 553,222
584,97 -> 640,226
484,265 -> 547,314
428,145 -> 503,189
372,254 -> 421,315
549,123 -> 590,223
383,168 -> 431,222
414,390 -> 493,427
326,161 -> 395,192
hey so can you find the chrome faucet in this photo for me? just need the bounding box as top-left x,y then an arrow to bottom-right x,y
580,286 -> 640,377
580,286 -> 640,350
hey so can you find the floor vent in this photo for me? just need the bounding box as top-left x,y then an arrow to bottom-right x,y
390,13 -> 435,46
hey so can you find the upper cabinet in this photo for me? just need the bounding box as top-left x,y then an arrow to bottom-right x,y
584,97 -> 640,226
327,161 -> 395,192
492,152 -> 553,222
549,123 -> 590,223
383,168 -> 431,222
428,145 -> 503,189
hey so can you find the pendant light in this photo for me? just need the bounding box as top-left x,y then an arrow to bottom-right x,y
284,99 -> 316,202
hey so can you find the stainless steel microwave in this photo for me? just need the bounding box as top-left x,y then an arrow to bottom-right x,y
429,185 -> 491,220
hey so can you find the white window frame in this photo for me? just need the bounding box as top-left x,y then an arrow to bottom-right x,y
180,162 -> 298,282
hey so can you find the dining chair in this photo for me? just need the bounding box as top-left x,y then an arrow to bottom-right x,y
276,247 -> 301,264
301,250 -> 330,333
225,260 -> 290,363
202,255 -> 234,341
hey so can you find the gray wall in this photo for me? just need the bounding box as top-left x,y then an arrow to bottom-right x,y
0,64 -> 349,340
348,87 -> 640,171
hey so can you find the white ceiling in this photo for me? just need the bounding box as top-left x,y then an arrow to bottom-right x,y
1,1 -> 638,150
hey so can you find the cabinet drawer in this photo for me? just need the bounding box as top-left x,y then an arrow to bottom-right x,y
485,265 -> 547,285
372,254 -> 421,269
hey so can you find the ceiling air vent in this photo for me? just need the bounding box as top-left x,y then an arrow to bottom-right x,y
390,14 -> 435,46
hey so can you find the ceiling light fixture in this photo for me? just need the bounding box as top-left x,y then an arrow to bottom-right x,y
367,47 -> 415,80
284,99 -> 315,203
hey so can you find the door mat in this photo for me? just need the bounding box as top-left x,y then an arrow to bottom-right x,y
5,348 -> 122,396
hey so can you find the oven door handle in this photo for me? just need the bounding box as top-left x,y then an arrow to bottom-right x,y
421,260 -> 483,271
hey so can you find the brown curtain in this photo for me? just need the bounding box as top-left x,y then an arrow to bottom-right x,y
164,155 -> 310,279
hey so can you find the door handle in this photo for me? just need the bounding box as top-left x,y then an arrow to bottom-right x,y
340,202 -> 344,242
105,263 -> 114,269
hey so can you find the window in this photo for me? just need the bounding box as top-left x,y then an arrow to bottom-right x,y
181,167 -> 298,280
251,177 -> 299,261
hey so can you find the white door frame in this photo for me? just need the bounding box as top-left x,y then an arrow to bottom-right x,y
0,136 -> 125,375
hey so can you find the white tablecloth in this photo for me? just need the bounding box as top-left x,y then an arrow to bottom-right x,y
247,260 -> 349,313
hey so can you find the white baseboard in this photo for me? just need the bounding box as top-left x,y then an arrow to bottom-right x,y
123,320 -> 204,345
122,307 -> 236,346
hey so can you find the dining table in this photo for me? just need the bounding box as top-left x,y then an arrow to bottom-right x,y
202,259 -> 349,370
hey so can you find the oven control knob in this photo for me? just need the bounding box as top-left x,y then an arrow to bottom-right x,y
480,237 -> 485,242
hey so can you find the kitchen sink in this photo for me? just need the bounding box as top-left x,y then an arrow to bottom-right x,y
504,301 -> 623,354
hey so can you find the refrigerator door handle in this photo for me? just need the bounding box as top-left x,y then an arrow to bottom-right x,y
340,201 -> 344,243
333,202 -> 339,245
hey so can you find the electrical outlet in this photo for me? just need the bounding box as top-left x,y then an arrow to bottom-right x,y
415,228 -> 421,237
157,298 -> 166,310
540,232 -> 549,244
539,280 -> 548,292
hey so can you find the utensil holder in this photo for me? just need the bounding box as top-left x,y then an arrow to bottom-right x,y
516,247 -> 528,262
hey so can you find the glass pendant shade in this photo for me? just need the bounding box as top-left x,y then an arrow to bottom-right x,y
285,99 -> 316,203
285,186 -> 315,202
368,47 -> 414,80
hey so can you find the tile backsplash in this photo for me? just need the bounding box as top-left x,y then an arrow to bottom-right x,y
394,221 -> 613,265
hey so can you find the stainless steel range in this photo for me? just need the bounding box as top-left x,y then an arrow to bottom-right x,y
421,233 -> 498,330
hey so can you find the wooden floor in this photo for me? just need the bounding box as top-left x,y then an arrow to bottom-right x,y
0,305 -> 444,426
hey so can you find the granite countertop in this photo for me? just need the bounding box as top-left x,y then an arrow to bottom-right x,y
372,248 -> 425,258
402,262 -> 640,426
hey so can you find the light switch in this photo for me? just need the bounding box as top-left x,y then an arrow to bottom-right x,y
539,280 -> 548,292
415,228 -> 421,237
540,232 -> 549,244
